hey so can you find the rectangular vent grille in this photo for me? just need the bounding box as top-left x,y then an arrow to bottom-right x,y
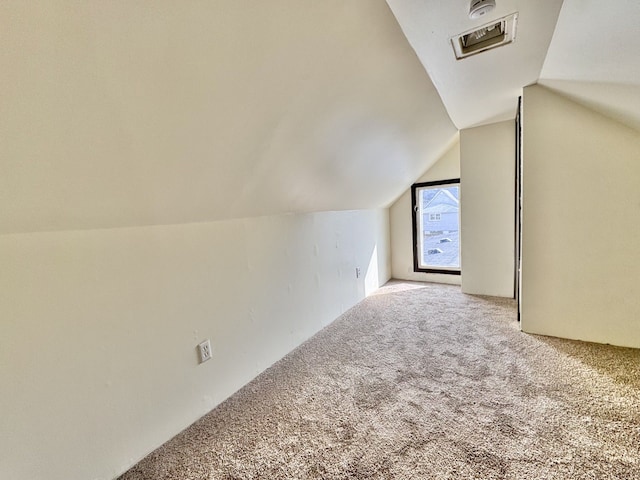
451,13 -> 518,60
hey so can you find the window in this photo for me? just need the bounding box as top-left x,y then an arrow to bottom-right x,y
411,179 -> 461,274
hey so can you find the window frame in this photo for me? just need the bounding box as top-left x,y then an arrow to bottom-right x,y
411,178 -> 461,275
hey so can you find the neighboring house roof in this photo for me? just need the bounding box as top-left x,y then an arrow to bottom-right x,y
424,204 -> 458,214
424,189 -> 459,209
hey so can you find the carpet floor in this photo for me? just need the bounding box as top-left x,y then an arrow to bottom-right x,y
119,281 -> 640,479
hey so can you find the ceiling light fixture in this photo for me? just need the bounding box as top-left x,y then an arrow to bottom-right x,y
469,0 -> 496,20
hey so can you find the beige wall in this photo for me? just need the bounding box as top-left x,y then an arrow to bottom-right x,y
390,139 -> 462,284
0,209 -> 390,480
521,85 -> 640,347
460,121 -> 515,297
391,121 -> 516,296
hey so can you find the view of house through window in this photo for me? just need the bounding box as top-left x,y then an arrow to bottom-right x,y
411,179 -> 461,274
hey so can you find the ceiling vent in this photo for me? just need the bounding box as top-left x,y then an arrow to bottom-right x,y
451,13 -> 518,60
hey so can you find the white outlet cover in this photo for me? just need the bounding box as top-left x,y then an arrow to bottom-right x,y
198,339 -> 212,363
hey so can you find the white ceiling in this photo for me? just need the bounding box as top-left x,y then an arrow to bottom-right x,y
386,0 -> 640,132
3,1 -> 639,234
539,0 -> 640,131
385,0 -> 565,129
1,1 -> 455,234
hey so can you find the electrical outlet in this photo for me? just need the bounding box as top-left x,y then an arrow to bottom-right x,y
198,339 -> 212,363
355,267 -> 361,278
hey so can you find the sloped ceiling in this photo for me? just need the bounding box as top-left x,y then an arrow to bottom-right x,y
0,1 -> 456,234
385,0 -> 564,130
539,0 -> 640,131
386,0 -> 640,132
5,1 -> 637,235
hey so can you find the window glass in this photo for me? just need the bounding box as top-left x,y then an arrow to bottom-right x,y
411,180 -> 461,274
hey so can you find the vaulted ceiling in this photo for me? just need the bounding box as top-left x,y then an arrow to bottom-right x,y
1,1 -> 638,234
387,0 -> 640,130
1,1 -> 456,233
539,0 -> 640,131
386,0 -> 564,129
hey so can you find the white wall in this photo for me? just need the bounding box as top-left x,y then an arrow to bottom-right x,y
460,121 -> 515,297
390,139 -> 462,284
0,209 -> 390,480
521,85 -> 640,348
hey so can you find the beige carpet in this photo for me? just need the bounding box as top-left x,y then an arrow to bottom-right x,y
119,281 -> 640,479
